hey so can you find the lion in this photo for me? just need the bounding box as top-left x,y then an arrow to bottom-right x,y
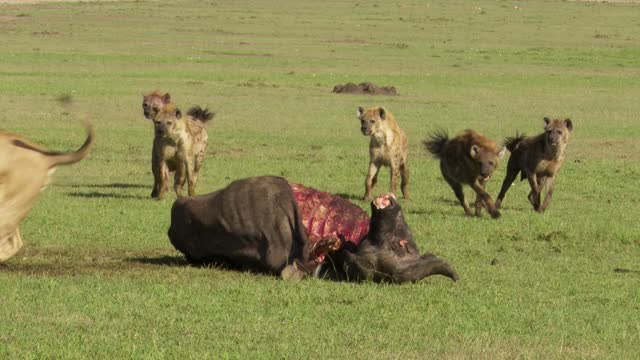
0,124 -> 93,262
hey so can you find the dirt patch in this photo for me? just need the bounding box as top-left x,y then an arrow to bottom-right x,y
332,82 -> 398,96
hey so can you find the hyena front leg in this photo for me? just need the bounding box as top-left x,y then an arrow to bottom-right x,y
474,178 -> 489,216
538,175 -> 555,213
185,158 -> 196,196
526,173 -> 542,211
389,160 -> 400,197
174,163 -> 186,198
191,153 -> 205,196
151,154 -> 163,199
400,160 -> 410,200
152,159 -> 169,199
471,181 -> 500,219
364,162 -> 381,201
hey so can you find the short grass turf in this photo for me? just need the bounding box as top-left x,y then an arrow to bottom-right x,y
1,0 -> 640,358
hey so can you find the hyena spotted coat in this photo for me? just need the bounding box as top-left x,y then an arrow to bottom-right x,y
495,117 -> 573,213
424,129 -> 505,218
142,91 -> 214,199
358,106 -> 409,201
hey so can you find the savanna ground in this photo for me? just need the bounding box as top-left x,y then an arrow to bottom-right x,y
1,0 -> 639,358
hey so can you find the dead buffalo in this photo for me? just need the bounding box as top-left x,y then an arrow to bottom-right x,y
168,176 -> 458,283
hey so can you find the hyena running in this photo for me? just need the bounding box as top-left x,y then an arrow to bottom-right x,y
495,117 -> 573,213
424,129 -> 505,218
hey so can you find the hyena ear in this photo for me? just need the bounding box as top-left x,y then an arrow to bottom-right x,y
470,144 -> 480,159
162,93 -> 171,104
498,147 -> 506,159
175,109 -> 182,119
564,118 -> 573,132
357,106 -> 365,118
378,107 -> 386,120
543,117 -> 551,126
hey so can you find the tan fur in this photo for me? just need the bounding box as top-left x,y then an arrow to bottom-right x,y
142,91 -> 171,121
357,106 -> 409,201
0,125 -> 93,261
424,129 -> 505,218
142,92 -> 213,199
149,103 -> 210,199
496,117 -> 573,213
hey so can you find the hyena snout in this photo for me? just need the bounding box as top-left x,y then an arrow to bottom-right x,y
548,131 -> 565,146
480,161 -> 496,179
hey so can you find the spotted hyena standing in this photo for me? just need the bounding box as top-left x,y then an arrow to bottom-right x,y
142,91 -> 214,199
358,106 -> 409,201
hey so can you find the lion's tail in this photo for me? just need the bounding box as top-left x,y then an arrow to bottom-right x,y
187,105 -> 215,124
11,122 -> 94,168
504,132 -> 526,152
423,130 -> 449,159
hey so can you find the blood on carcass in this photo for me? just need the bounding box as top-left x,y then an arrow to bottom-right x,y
289,183 -> 369,263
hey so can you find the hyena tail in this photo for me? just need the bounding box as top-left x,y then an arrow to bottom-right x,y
187,105 -> 215,124
423,130 -> 449,159
504,132 -> 526,152
12,122 -> 94,168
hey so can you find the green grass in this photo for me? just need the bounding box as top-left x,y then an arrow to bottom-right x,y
1,0 -> 640,358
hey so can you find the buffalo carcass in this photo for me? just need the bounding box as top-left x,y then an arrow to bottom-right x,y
168,176 -> 458,283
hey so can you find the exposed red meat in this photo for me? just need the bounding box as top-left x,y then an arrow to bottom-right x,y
289,183 -> 369,263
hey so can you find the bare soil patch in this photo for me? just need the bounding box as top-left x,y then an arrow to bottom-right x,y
332,82 -> 398,96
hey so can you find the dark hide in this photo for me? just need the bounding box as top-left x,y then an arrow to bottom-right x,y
319,195 -> 459,283
169,176 -> 458,284
168,176 -> 310,275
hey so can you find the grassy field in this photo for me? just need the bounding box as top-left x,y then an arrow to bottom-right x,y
1,0 -> 640,358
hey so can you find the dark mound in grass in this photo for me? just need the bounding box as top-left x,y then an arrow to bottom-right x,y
332,82 -> 397,95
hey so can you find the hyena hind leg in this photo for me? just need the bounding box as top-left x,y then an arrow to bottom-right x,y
443,175 -> 472,216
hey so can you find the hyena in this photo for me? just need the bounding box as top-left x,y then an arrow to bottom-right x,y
358,106 -> 409,201
424,129 -> 505,218
142,91 -> 214,199
495,117 -> 573,213
149,102 -> 214,199
142,91 -> 171,121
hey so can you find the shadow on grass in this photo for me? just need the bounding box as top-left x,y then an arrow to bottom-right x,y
62,183 -> 148,189
67,191 -> 148,200
126,255 -> 189,267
